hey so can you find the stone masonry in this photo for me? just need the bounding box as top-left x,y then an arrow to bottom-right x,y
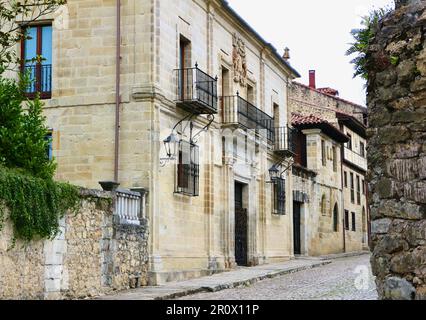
367,0 -> 426,300
0,189 -> 149,300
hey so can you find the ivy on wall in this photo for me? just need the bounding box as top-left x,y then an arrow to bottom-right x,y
0,166 -> 80,241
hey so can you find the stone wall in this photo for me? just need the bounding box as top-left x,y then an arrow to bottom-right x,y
0,189 -> 149,300
367,0 -> 426,300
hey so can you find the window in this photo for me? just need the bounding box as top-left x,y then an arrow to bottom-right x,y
347,134 -> 352,150
332,146 -> 337,172
321,194 -> 327,216
352,212 -> 356,231
356,175 -> 361,205
244,134 -> 248,163
321,140 -> 326,166
294,131 -> 307,168
273,178 -> 286,215
360,142 -> 365,158
333,204 -> 339,232
362,179 -> 366,195
247,84 -> 255,105
233,136 -> 238,159
344,171 -> 348,188
45,131 -> 53,160
176,141 -> 199,197
178,36 -> 192,100
21,24 -> 52,99
345,210 -> 349,230
350,173 -> 355,203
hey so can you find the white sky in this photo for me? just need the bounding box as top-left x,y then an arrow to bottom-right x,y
227,0 -> 395,106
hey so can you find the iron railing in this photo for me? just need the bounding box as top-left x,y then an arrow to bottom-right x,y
221,94 -> 274,141
174,64 -> 218,114
175,141 -> 200,197
273,126 -> 297,154
23,64 -> 52,97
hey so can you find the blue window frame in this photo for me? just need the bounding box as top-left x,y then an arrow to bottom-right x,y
22,25 -> 52,98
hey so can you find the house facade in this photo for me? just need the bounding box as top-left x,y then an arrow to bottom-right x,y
289,72 -> 369,256
12,0 -> 301,285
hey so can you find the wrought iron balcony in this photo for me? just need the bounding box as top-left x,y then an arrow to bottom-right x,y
221,94 -> 274,141
273,126 -> 296,156
174,64 -> 218,115
22,64 -> 52,99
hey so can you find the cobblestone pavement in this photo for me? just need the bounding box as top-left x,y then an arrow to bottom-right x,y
178,254 -> 378,300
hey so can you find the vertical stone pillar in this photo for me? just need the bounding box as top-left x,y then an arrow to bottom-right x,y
367,2 -> 426,300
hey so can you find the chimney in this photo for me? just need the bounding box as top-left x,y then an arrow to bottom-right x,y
283,47 -> 290,61
309,70 -> 316,89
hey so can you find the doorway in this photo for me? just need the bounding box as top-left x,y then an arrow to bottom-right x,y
235,182 -> 248,266
293,201 -> 302,255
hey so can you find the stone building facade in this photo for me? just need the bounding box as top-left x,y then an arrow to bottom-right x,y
9,0 -> 302,285
367,0 -> 426,300
289,75 -> 369,256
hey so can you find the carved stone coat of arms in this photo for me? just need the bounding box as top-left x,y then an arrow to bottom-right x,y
232,33 -> 247,86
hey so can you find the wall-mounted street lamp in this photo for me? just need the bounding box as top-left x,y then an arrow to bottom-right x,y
268,164 -> 280,183
160,132 -> 180,167
163,133 -> 180,159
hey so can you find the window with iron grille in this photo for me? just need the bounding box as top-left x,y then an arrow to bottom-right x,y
176,141 -> 199,197
273,178 -> 286,215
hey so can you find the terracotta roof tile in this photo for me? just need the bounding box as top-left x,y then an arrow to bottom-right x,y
291,113 -> 329,126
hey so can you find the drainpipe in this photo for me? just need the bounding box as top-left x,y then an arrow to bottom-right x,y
340,138 -> 346,253
114,0 -> 121,183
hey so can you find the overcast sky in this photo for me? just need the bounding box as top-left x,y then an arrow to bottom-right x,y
227,0 -> 395,106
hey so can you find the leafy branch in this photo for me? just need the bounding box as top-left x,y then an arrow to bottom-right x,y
346,8 -> 391,81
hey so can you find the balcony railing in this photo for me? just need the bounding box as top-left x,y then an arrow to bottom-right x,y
114,189 -> 146,225
174,64 -> 218,115
221,94 -> 274,141
23,64 -> 52,98
273,126 -> 296,155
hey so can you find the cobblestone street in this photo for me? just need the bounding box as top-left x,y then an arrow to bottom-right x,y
178,254 -> 378,300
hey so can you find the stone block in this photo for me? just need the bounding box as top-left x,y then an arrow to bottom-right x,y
371,218 -> 393,235
383,277 -> 416,300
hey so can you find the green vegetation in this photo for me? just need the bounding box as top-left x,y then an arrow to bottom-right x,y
347,8 -> 391,81
0,167 -> 79,241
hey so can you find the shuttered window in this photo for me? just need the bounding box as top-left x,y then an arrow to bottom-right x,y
176,141 -> 199,197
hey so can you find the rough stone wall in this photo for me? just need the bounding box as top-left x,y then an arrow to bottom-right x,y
367,0 -> 426,300
0,189 -> 149,300
289,82 -> 367,125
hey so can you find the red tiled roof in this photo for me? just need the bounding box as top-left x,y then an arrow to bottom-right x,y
317,87 -> 339,96
291,113 -> 329,126
291,113 -> 349,143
